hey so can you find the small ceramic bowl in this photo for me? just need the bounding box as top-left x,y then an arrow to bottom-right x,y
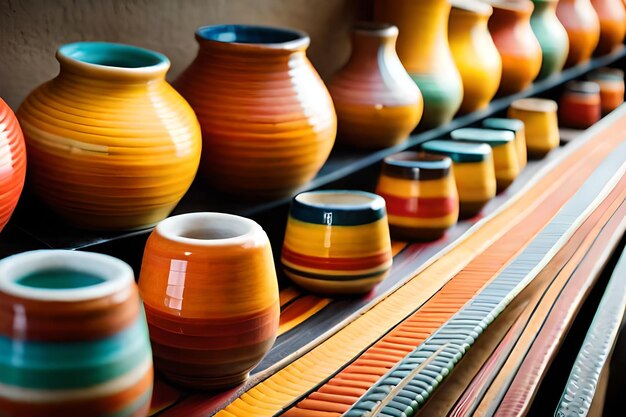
482,117 -> 527,170
376,152 -> 459,241
559,81 -> 602,129
587,68 -> 624,115
421,140 -> 496,218
508,98 -> 560,158
451,127 -> 520,192
281,190 -> 393,295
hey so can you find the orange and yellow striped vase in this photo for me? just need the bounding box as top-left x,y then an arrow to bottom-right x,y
282,191 -> 393,295
482,117 -> 528,170
0,98 -> 26,232
556,0 -> 601,66
508,98 -> 560,158
17,42 -> 201,231
138,213 -> 279,390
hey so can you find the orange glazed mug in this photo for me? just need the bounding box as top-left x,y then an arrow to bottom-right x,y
138,212 -> 280,390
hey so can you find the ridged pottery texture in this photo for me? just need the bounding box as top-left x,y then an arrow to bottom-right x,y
138,213 -> 280,390
0,99 -> 26,232
17,42 -> 201,231
282,191 -> 393,295
175,25 -> 336,198
482,117 -> 528,170
449,0 -> 502,113
587,68 -> 625,113
486,0 -> 543,95
374,0 -> 464,128
556,0 -> 601,66
0,250 -> 153,417
559,81 -> 602,128
376,152 -> 459,241
328,23 -> 423,149
531,0 -> 570,79
591,0 -> 626,55
508,98 -> 560,158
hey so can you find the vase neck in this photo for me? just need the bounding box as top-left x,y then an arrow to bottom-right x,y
347,24 -> 398,66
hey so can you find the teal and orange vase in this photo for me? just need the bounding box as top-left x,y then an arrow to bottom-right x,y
531,0 -> 570,79
0,98 -> 26,233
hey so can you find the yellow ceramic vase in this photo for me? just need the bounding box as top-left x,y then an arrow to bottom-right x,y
449,0 -> 503,114
482,117 -> 528,170
18,42 -> 201,230
508,98 -> 560,158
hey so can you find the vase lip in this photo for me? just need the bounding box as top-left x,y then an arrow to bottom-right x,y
0,250 -> 133,302
484,0 -> 534,13
511,98 -> 558,112
291,190 -> 386,226
195,24 -> 310,52
450,0 -> 493,16
352,22 -> 398,37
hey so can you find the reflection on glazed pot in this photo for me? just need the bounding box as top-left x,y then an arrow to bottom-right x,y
0,98 -> 26,233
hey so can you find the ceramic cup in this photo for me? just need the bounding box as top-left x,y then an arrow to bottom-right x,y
138,212 -> 280,390
587,68 -> 625,114
281,190 -> 393,295
482,117 -> 528,170
376,152 -> 459,241
0,250 -> 153,417
508,98 -> 560,158
559,81 -> 602,128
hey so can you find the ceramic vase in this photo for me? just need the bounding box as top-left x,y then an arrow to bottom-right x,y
483,117 -> 528,170
0,250 -> 153,417
374,0 -> 464,128
281,190 -> 393,295
328,23 -> 423,149
138,212 -> 280,389
559,81 -> 602,128
591,0 -> 626,55
556,0 -> 601,66
508,98 -> 560,158
448,0 -> 502,113
587,68 -> 625,113
531,0 -> 570,79
175,25 -> 336,198
17,42 -> 201,231
486,0 -> 543,95
0,99 -> 26,232
376,152 -> 459,241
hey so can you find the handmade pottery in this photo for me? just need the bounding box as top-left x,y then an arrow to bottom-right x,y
0,250 -> 153,417
449,0 -> 502,113
281,190 -> 392,295
374,0 -> 463,128
17,42 -> 201,231
421,140 -> 496,218
556,0 -> 601,66
591,0 -> 626,55
376,152 -> 459,241
508,98 -> 560,158
531,0 -> 570,79
451,128 -> 520,192
587,68 -> 625,113
0,98 -> 26,232
328,23 -> 423,149
138,212 -> 279,389
559,81 -> 602,128
175,25 -> 336,198
482,117 -> 528,170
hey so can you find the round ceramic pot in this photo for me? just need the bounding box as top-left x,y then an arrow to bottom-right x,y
421,140 -> 496,218
281,190 -> 393,295
591,0 -> 626,55
374,0 -> 463,128
175,25 -> 336,198
328,23 -> 423,149
486,0 -> 543,95
0,250 -> 153,417
376,152 -> 459,241
482,117 -> 528,170
508,98 -> 560,158
0,99 -> 26,233
587,68 -> 625,113
449,0 -> 502,113
17,42 -> 201,231
451,128 -> 520,192
531,0 -> 570,80
556,0 -> 601,66
138,212 -> 279,389
559,81 -> 602,128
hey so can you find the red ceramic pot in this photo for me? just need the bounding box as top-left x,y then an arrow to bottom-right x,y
0,99 -> 26,232
559,81 -> 602,128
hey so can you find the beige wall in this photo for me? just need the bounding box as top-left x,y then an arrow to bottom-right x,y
0,0 -> 365,109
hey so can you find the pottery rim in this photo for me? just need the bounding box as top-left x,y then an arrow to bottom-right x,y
384,151 -> 452,168
587,68 -> 625,81
511,98 -> 558,112
195,24 -> 310,52
450,0 -> 493,15
352,22 -> 399,37
484,0 -> 534,13
294,190 -> 386,212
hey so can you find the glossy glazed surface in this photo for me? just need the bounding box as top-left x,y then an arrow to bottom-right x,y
0,250 -> 153,417
17,42 -> 201,231
531,0 -> 570,80
328,23 -> 422,149
559,81 -> 602,128
0,99 -> 26,233
587,68 -> 625,113
482,117 -> 528,169
138,213 -> 280,389
591,0 -> 626,55
508,98 -> 560,158
175,25 -> 336,198
556,0 -> 601,66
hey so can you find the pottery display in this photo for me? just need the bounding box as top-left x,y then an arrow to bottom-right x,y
451,128 -> 520,192
0,250 -> 153,417
0,98 -> 26,233
175,25 -> 336,198
421,140 -> 496,218
328,23 -> 423,149
587,67 -> 625,113
374,0 -> 464,128
375,152 -> 459,241
531,0 -> 570,79
556,0 -> 601,66
281,190 -> 393,295
138,212 -> 279,389
508,98 -> 560,158
449,0 -> 502,113
559,81 -> 602,128
591,0 -> 626,55
17,42 -> 201,231
482,117 -> 528,170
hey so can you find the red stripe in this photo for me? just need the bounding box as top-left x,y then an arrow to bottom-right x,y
379,193 -> 458,218
281,246 -> 391,272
